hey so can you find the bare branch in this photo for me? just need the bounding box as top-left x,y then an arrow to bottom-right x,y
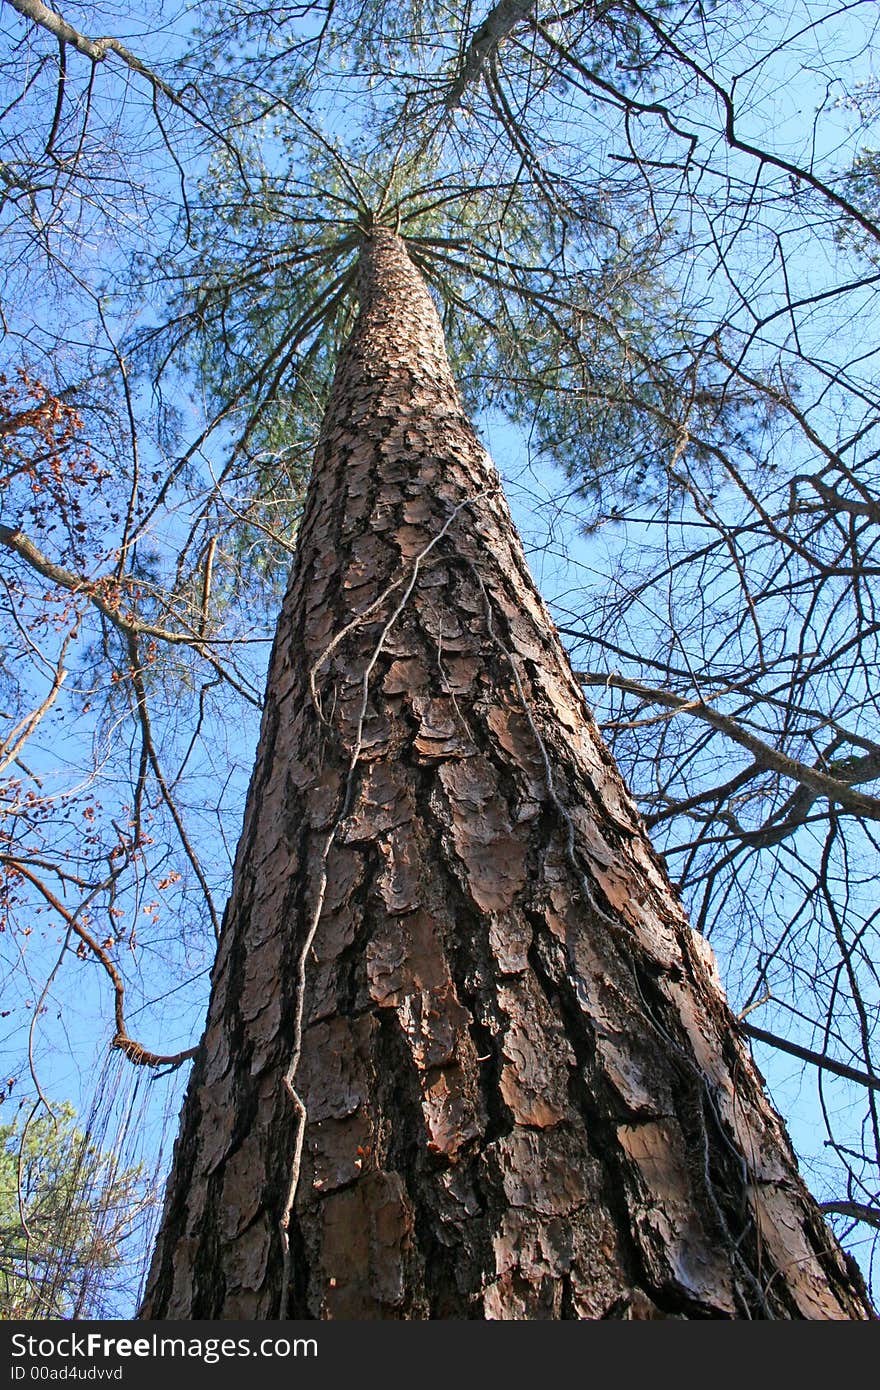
819,1202 -> 880,1230
4,0 -> 180,104
739,1020 -> 880,1095
576,671 -> 880,821
0,522 -> 261,705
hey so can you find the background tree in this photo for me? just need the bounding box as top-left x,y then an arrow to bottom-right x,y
0,1099 -> 154,1318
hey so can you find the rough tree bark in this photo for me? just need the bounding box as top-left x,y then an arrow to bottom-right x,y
140,227 -> 874,1320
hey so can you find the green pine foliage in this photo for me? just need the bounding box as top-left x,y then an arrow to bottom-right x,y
0,1103 -> 153,1319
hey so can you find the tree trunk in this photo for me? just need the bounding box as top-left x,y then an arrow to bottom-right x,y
140,228 -> 873,1320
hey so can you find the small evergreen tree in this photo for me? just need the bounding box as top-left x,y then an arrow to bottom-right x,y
0,1103 -> 153,1319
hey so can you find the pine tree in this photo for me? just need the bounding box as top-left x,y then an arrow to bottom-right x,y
140,225 -> 873,1320
1,1103 -> 151,1318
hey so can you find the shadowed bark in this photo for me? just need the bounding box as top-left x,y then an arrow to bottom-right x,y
140,227 -> 874,1320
